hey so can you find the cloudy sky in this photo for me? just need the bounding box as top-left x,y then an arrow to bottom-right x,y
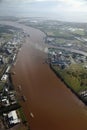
0,0 -> 87,22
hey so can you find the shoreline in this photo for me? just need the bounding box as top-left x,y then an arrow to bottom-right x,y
1,21 -> 87,130
49,64 -> 86,106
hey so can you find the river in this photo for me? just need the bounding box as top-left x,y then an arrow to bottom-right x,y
1,21 -> 87,130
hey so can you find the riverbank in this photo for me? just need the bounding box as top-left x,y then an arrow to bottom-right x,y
1,21 -> 87,130
49,64 -> 87,105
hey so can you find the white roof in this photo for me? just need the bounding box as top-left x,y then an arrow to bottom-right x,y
2,99 -> 10,106
8,110 -> 21,124
1,74 -> 8,81
6,66 -> 11,73
8,111 -> 17,119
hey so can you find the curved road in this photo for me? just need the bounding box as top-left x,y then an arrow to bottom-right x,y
1,21 -> 87,130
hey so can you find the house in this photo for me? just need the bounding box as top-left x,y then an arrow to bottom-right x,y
1,74 -> 8,81
0,87 -> 17,106
9,93 -> 17,105
12,54 -> 16,62
6,66 -> 11,73
1,98 -> 10,107
6,49 -> 12,55
8,110 -> 21,126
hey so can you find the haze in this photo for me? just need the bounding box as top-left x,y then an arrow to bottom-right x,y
0,0 -> 87,22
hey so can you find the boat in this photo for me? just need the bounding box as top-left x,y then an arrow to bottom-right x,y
21,95 -> 27,102
30,112 -> 34,118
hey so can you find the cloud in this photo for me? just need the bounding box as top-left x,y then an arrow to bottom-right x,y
47,0 -> 87,13
0,0 -> 87,22
0,0 -> 3,2
0,0 -> 87,12
14,0 -> 87,12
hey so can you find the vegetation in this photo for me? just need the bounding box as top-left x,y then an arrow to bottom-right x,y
0,82 -> 4,91
49,62 -> 87,104
1,33 -> 13,41
51,64 -> 87,93
18,108 -> 27,124
22,20 -> 87,39
71,29 -> 85,36
50,30 -> 73,38
55,38 -> 65,44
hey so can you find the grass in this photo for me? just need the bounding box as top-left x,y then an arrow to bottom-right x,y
0,82 -> 4,91
1,33 -> 13,42
72,29 -> 85,36
52,64 -> 87,93
18,108 -> 31,130
46,29 -> 73,39
18,108 -> 27,124
0,64 -> 7,81
55,38 -> 65,44
46,31 -> 54,36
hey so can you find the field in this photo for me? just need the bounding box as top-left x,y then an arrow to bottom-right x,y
52,64 -> 87,93
71,29 -> 85,36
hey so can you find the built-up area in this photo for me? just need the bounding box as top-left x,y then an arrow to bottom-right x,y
0,24 -> 29,130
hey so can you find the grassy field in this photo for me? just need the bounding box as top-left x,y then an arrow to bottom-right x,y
52,64 -> 87,93
71,29 -> 85,36
55,38 -> 66,44
2,33 -> 13,40
45,29 -> 74,39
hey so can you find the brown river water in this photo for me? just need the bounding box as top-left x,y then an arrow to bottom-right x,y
1,21 -> 87,130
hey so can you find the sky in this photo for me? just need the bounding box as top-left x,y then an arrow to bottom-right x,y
0,0 -> 87,22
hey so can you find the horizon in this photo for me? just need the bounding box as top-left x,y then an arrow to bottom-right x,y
0,0 -> 87,23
